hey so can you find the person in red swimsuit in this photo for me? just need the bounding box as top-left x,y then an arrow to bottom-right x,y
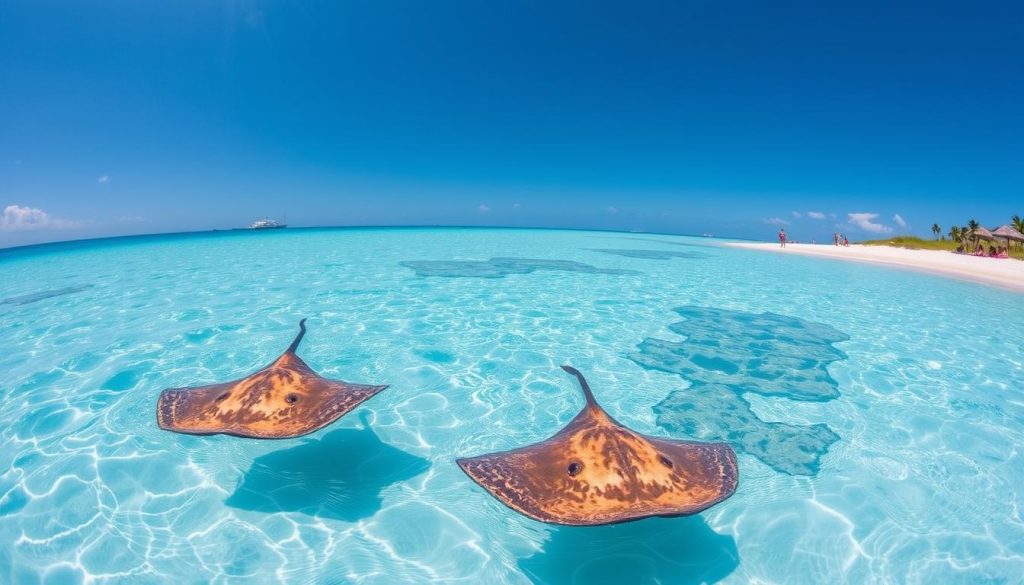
779,228 -> 787,247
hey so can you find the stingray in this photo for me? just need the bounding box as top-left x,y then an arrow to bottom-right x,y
156,319 -> 388,439
457,366 -> 738,525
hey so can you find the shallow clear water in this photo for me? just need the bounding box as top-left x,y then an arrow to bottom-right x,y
1,228 -> 1022,584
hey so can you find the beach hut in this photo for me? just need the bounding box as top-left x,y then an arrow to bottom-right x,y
991,224 -> 1024,252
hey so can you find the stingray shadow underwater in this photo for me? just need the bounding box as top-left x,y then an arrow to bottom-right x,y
225,426 -> 430,522
518,515 -> 739,585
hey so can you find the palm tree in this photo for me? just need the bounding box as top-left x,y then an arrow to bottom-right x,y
931,223 -> 941,239
1012,215 -> 1024,251
968,219 -> 979,233
948,226 -> 961,244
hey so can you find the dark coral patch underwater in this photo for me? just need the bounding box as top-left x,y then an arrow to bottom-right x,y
654,383 -> 840,476
630,306 -> 849,476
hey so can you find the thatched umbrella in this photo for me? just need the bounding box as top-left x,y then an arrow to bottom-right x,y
967,226 -> 995,252
971,226 -> 995,240
992,224 -> 1024,252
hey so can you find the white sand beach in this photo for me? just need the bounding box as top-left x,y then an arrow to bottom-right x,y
726,242 -> 1024,293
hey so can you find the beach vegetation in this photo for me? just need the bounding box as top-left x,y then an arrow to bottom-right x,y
866,214 -> 1024,258
862,234 -> 1023,260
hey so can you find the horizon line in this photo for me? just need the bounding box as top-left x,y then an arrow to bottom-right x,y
0,224 -> 765,257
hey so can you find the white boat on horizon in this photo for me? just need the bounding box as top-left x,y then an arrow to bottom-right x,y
248,217 -> 287,230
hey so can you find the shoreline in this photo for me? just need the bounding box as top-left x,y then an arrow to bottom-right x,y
726,242 -> 1024,294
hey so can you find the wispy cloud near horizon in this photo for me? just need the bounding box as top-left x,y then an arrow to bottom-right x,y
762,217 -> 789,226
893,213 -> 907,228
807,211 -> 826,220
847,212 -> 892,234
1,205 -> 82,231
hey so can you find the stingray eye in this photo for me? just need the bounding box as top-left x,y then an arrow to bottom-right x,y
567,461 -> 583,477
216,392 -> 230,402
285,393 -> 299,405
658,455 -> 674,469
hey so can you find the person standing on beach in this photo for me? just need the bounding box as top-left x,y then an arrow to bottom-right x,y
779,228 -> 787,247
833,232 -> 840,246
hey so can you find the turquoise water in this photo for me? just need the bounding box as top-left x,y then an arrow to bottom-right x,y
1,227 -> 1022,584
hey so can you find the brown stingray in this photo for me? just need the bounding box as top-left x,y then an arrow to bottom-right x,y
457,366 -> 738,525
156,319 -> 388,439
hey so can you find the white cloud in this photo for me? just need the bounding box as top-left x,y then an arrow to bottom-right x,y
807,211 -> 826,220
512,202 -> 521,209
762,217 -> 789,226
847,212 -> 892,234
1,205 -> 81,231
98,175 -> 109,183
892,213 -> 907,228
478,204 -> 491,213
791,211 -> 802,218
607,206 -> 619,214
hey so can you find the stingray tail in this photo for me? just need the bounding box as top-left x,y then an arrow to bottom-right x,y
287,318 -> 308,353
358,410 -> 375,431
560,365 -> 598,407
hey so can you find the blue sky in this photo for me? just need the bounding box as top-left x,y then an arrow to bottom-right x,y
1,1 -> 1021,248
